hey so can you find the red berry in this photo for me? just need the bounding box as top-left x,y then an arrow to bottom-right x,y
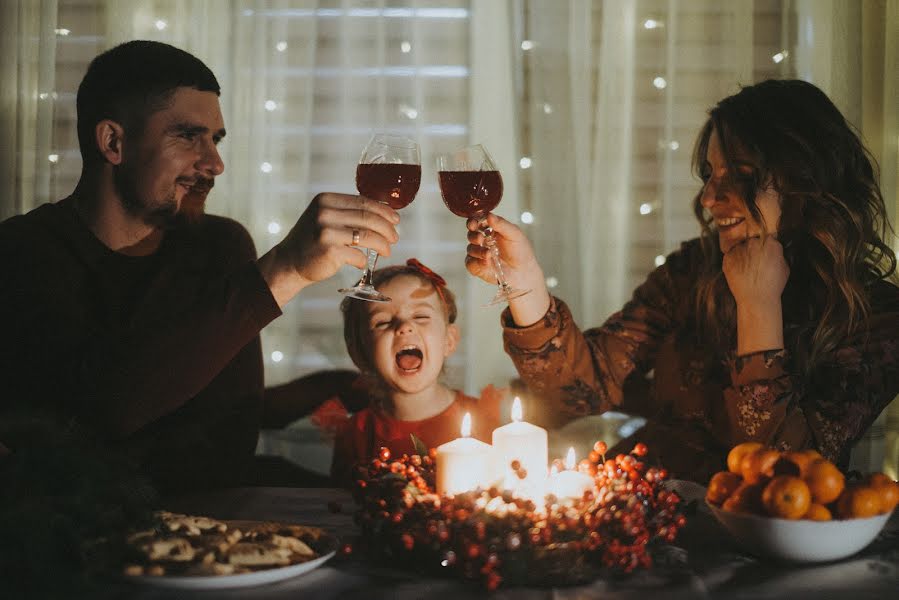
594,441 -> 608,455
486,571 -> 502,591
401,533 -> 414,550
379,447 -> 391,461
632,442 -> 648,457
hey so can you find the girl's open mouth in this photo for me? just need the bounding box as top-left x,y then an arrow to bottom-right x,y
395,346 -> 423,372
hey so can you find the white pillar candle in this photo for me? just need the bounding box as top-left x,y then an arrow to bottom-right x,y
491,397 -> 548,499
435,412 -> 492,497
548,447 -> 595,501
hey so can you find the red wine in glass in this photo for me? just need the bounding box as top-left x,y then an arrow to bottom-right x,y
437,170 -> 503,218
437,145 -> 529,306
356,163 -> 421,209
340,133 -> 421,303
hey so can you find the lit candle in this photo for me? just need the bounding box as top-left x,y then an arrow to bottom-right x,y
491,397 -> 548,499
435,412 -> 492,496
548,447 -> 594,501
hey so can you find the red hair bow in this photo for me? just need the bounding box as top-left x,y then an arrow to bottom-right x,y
406,258 -> 447,288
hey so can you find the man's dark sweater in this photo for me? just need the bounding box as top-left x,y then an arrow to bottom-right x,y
0,197 -> 282,492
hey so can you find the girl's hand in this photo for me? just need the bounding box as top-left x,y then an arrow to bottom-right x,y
723,236 -> 790,354
465,213 -> 551,326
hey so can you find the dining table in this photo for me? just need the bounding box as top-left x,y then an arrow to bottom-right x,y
115,480 -> 898,600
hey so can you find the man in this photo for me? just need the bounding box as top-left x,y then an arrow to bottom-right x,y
0,41 -> 399,492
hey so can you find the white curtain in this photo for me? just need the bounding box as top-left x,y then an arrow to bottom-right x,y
0,0 -> 58,220
792,0 -> 899,477
2,0 -> 897,472
467,0 -> 521,394
520,0 -> 899,473
0,0 -> 500,392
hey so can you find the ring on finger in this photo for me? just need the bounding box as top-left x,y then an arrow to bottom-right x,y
351,229 -> 361,246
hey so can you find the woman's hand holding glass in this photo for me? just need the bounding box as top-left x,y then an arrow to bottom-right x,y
464,213 -> 552,326
437,144 -> 530,306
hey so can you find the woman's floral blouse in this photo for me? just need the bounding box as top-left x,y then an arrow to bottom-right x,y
502,239 -> 899,482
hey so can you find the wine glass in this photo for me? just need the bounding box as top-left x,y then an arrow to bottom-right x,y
437,144 -> 530,306
339,133 -> 421,302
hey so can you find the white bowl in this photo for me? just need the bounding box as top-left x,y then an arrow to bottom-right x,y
707,501 -> 892,563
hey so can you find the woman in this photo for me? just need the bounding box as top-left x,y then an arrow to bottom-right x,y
465,79 -> 899,482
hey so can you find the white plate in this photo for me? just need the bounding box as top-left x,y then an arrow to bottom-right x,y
130,534 -> 338,590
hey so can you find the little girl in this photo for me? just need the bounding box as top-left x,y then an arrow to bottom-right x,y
321,259 -> 503,487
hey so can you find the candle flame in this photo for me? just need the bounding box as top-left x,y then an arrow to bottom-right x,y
511,396 -> 523,422
565,447 -> 576,470
461,412 -> 472,438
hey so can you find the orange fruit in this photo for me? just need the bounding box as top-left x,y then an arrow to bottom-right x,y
771,456 -> 802,477
721,482 -> 765,515
780,451 -> 815,477
727,442 -> 763,474
762,475 -> 811,519
804,459 -> 845,504
740,448 -> 781,484
835,485 -> 881,519
800,448 -> 824,462
707,471 -> 743,505
866,473 -> 899,513
803,503 -> 832,521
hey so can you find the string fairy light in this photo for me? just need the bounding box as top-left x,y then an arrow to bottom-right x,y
772,50 -> 789,64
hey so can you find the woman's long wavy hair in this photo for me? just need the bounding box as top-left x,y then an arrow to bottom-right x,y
691,79 -> 896,375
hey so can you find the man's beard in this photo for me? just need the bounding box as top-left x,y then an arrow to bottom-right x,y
113,164 -> 180,228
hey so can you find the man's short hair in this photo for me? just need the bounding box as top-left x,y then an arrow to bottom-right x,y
76,40 -> 221,164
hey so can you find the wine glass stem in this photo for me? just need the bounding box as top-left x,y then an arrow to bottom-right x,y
481,223 -> 512,292
360,248 -> 380,287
